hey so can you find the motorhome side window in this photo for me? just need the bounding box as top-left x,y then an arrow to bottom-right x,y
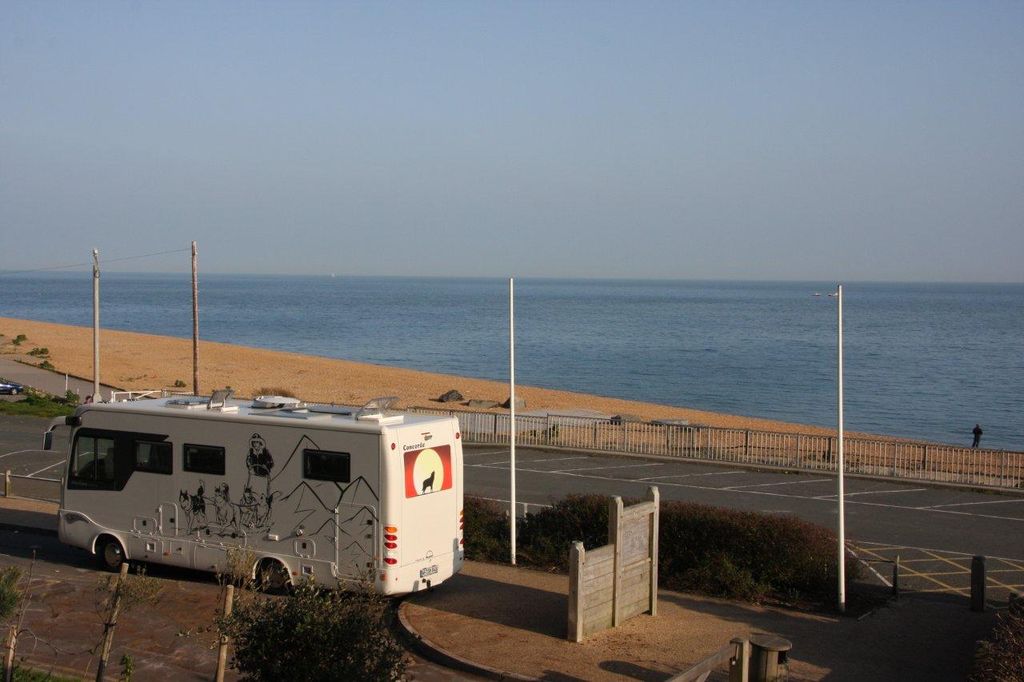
135,441 -> 172,474
184,444 -> 225,475
69,432 -> 118,489
303,449 -> 350,482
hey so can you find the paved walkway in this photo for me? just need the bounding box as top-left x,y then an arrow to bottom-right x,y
0,356 -> 118,401
401,561 -> 994,681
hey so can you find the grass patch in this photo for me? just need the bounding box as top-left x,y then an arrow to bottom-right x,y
465,494 -> 858,607
12,667 -> 80,682
0,389 -> 76,418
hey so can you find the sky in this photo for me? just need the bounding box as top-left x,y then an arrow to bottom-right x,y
2,1 -> 1022,282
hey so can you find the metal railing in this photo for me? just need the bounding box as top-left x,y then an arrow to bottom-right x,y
109,389 -> 193,402
411,408 -> 1024,491
3,469 -> 62,502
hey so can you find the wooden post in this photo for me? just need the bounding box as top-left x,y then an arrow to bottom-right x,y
729,637 -> 751,682
568,542 -> 584,642
609,496 -> 623,626
892,555 -> 900,600
4,624 -> 16,682
191,241 -> 200,396
215,584 -> 234,682
96,563 -> 129,682
647,486 -> 659,617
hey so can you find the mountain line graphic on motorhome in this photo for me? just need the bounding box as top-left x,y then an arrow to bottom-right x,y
53,395 -> 464,595
177,432 -> 380,562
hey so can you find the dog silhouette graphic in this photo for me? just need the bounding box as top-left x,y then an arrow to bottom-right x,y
422,470 -> 436,494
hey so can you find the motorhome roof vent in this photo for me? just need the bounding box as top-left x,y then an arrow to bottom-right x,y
356,396 -> 404,424
252,395 -> 304,410
166,397 -> 208,410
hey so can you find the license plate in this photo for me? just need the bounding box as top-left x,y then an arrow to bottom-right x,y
420,565 -> 438,578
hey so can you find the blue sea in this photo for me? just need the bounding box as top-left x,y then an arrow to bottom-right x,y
1,274 -> 1021,450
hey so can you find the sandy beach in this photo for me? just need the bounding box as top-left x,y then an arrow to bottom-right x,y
2,316 -> 876,439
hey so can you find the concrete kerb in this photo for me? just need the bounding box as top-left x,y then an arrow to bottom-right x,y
397,599 -> 538,682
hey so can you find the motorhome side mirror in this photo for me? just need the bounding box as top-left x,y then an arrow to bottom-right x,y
43,431 -> 53,451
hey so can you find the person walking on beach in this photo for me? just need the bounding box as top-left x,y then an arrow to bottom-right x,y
972,423 -> 983,448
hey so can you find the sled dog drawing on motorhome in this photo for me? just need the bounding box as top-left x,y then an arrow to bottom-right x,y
51,394 -> 464,595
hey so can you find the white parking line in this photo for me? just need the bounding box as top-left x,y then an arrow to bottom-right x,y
919,499 -> 1024,510
0,449 -> 50,460
721,478 -> 832,490
846,545 -> 892,588
463,449 -> 510,458
816,488 -> 927,499
551,463 -> 665,474
26,461 -> 65,477
485,464 -> 1024,523
636,470 -> 745,482
480,456 -> 590,467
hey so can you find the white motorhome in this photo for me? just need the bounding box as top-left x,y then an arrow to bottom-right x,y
46,392 -> 464,596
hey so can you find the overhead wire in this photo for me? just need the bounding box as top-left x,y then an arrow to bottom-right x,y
0,248 -> 191,277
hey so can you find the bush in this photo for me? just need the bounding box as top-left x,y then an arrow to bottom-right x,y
463,494 -> 857,605
971,601 -> 1024,681
27,347 -> 49,358
218,582 -> 406,681
462,497 -> 510,562
254,386 -> 298,398
173,379 -> 187,388
0,389 -> 75,418
38,360 -> 54,371
0,565 -> 22,620
12,334 -> 27,346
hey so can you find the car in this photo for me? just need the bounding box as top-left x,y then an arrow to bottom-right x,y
0,379 -> 24,395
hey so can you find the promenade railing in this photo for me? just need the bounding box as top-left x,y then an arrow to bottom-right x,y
410,408 -> 1024,491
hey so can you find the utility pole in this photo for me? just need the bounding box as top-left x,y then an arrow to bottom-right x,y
92,249 -> 100,400
836,284 -> 846,614
191,241 -> 200,396
509,277 -> 516,566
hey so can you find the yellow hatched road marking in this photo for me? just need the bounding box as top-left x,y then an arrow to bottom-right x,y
920,549 -> 1023,593
994,557 -> 1024,572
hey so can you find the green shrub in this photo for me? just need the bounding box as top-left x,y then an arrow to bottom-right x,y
254,386 -> 298,398
27,347 -> 49,358
173,379 -> 187,388
970,601 -> 1024,681
463,494 -> 857,605
0,389 -> 75,418
38,360 -> 55,371
0,565 -> 22,620
218,582 -> 406,681
462,497 -> 510,562
12,334 -> 27,346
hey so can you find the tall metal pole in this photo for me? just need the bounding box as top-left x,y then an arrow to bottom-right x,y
92,249 -> 100,400
837,283 -> 846,613
509,277 -> 517,566
191,241 -> 200,396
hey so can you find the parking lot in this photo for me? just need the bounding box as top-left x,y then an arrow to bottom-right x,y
3,418 -> 1021,608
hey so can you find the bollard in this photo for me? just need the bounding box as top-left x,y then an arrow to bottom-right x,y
3,471 -> 10,498
749,634 -> 792,682
970,555 -> 986,612
892,555 -> 900,600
